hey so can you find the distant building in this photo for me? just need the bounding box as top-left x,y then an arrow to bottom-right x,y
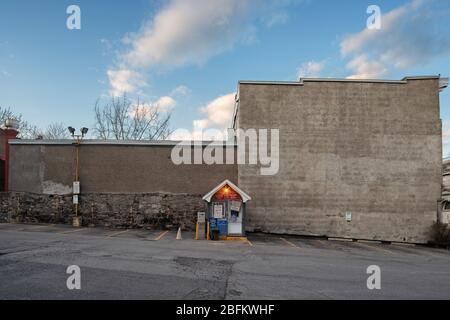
440,159 -> 450,224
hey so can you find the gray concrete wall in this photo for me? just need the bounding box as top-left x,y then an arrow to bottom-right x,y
236,78 -> 443,243
9,143 -> 237,195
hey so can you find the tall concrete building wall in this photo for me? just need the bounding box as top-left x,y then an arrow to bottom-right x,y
235,77 -> 443,243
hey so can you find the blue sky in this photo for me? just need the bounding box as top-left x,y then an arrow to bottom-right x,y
1,0 -> 450,152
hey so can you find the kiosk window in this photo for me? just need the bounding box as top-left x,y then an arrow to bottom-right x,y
230,210 -> 239,222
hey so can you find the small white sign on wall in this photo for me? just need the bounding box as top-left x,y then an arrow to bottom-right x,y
73,181 -> 80,194
213,204 -> 224,219
73,195 -> 79,205
197,212 -> 205,223
345,211 -> 352,222
230,201 -> 242,212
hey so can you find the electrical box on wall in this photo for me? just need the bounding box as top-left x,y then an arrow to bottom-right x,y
345,211 -> 352,222
73,181 -> 80,194
197,212 -> 205,223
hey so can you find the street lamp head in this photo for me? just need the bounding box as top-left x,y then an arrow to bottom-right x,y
80,127 -> 89,137
68,126 -> 75,136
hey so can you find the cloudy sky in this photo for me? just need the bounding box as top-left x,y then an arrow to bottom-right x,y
1,0 -> 450,152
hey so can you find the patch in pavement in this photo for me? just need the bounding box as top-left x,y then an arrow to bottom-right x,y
174,256 -> 233,280
174,257 -> 234,299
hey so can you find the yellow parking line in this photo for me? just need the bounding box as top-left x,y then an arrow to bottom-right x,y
59,228 -> 86,234
107,229 -> 129,237
245,238 -> 253,247
154,230 -> 169,241
280,237 -> 299,248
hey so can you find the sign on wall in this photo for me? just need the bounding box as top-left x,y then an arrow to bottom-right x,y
197,212 -> 206,223
73,181 -> 80,194
230,201 -> 241,212
213,204 -> 224,219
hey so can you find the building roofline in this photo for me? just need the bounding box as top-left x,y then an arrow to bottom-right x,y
233,75 -> 446,128
239,80 -> 305,86
9,139 -> 237,147
238,75 -> 441,86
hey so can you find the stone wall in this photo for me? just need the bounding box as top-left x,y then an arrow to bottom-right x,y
0,192 -> 205,230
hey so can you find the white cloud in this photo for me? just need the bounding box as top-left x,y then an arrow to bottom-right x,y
105,0 -> 306,96
106,0 -> 254,96
262,11 -> 289,27
131,96 -> 176,117
198,92 -> 236,129
341,0 -> 450,79
170,92 -> 236,141
123,0 -> 252,69
155,96 -> 176,112
297,60 -> 325,79
170,85 -> 191,97
345,54 -> 388,79
107,69 -> 147,96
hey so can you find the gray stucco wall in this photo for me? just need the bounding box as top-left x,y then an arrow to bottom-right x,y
9,143 -> 238,195
236,78 -> 442,243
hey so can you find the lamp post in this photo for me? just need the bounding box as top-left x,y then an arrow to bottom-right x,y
68,126 -> 88,227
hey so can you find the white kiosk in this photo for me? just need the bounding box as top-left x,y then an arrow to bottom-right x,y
203,180 -> 251,239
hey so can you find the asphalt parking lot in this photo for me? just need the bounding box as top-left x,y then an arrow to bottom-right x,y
0,222 -> 449,299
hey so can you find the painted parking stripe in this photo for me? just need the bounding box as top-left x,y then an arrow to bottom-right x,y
0,223 -> 24,229
107,229 -> 129,237
279,237 -> 300,248
59,228 -> 86,234
154,230 -> 169,241
24,224 -> 57,230
388,245 -> 443,258
245,238 -> 254,247
353,241 -> 394,254
0,223 -> 15,227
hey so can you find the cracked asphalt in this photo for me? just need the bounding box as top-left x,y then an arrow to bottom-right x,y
0,223 -> 449,299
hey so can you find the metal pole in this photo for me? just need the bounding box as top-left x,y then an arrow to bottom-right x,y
75,139 -> 80,217
73,136 -> 81,223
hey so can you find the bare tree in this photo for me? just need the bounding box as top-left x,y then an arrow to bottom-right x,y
0,106 -> 69,139
42,122 -> 70,139
0,106 -> 40,139
93,95 -> 171,140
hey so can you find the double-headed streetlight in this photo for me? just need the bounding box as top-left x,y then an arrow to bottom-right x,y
68,126 -> 88,227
